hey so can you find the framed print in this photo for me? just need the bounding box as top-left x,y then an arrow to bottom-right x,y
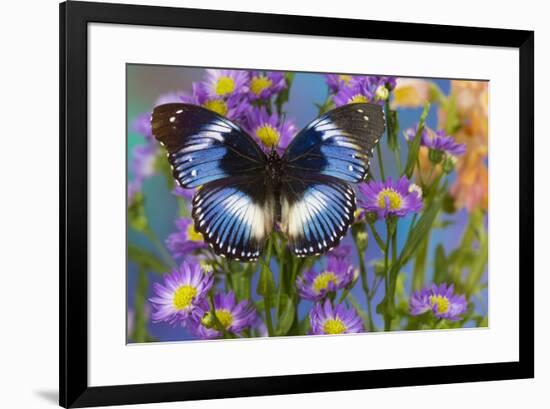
60,1 -> 534,407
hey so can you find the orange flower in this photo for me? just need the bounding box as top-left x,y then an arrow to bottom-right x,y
391,78 -> 432,109
439,81 -> 489,211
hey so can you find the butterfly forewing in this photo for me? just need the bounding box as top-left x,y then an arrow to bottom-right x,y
152,103 -> 267,188
282,103 -> 385,183
192,176 -> 276,261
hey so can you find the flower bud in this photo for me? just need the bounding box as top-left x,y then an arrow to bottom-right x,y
443,155 -> 457,173
375,85 -> 389,101
428,148 -> 444,164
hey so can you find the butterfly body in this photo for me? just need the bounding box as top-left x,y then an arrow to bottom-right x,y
152,102 -> 384,261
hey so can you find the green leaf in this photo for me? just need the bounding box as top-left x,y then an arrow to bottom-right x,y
398,193 -> 443,267
128,192 -> 148,232
465,226 -> 488,296
403,103 -> 431,178
133,267 -> 149,343
275,294 -> 295,336
274,73 -> 295,115
256,261 -> 276,298
386,108 -> 400,152
411,234 -> 430,290
433,244 -> 448,284
316,97 -> 336,115
443,95 -> 461,135
128,244 -> 171,274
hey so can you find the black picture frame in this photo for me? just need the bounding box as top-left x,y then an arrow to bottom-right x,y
60,1 -> 534,407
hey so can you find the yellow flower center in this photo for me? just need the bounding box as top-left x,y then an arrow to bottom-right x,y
173,285 -> 198,310
323,318 -> 347,335
430,295 -> 450,314
250,75 -> 273,95
339,75 -> 352,85
215,76 -> 236,96
215,309 -> 233,328
348,94 -> 369,103
312,271 -> 338,294
203,99 -> 228,116
187,223 -> 203,242
376,188 -> 403,210
255,124 -> 280,148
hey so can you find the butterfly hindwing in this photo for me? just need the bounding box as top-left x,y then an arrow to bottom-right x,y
282,103 -> 385,183
192,176 -> 276,261
280,173 -> 356,257
152,103 -> 267,188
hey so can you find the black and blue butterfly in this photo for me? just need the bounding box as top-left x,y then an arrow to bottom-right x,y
151,102 -> 385,262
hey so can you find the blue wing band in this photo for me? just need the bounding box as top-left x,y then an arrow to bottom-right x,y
280,174 -> 356,257
192,176 -> 275,262
152,104 -> 267,188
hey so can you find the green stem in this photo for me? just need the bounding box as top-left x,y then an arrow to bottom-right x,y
385,99 -> 403,174
383,222 -> 392,331
264,297 -> 274,337
263,238 -> 275,336
133,267 -> 148,343
353,236 -> 375,332
367,222 -> 386,251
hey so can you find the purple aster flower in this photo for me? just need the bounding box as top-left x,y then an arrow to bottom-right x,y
333,79 -> 374,107
310,300 -> 364,335
297,256 -> 355,301
131,112 -> 153,142
327,244 -> 352,260
324,73 -> 356,92
130,143 -> 157,181
245,106 -> 296,153
423,129 -> 466,157
201,69 -> 249,99
166,217 -> 207,259
149,261 -> 214,326
358,176 -> 423,219
404,125 -> 466,157
409,283 -> 468,321
333,76 -> 396,107
191,292 -> 257,339
127,179 -> 142,204
248,71 -> 286,100
182,82 -> 250,122
172,185 -> 195,201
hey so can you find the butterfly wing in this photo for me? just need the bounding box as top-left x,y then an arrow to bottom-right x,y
282,103 -> 385,183
152,103 -> 267,188
280,173 -> 355,257
192,176 -> 275,261
152,103 -> 273,261
280,103 -> 384,256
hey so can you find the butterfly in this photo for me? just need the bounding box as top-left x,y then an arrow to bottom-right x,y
152,102 -> 385,262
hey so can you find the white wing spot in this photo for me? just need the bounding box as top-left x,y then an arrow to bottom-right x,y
191,170 -> 197,177
176,109 -> 183,114
357,108 -> 364,113
363,116 -> 369,121
169,116 -> 176,123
